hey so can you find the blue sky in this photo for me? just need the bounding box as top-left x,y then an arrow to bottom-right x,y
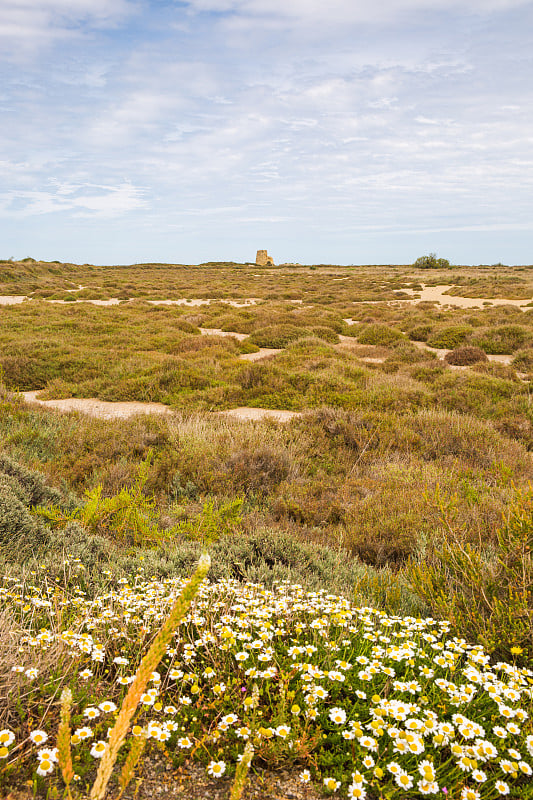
1,0 -> 532,266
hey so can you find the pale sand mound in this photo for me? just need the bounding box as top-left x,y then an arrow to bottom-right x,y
149,298 -> 260,307
217,407 -> 301,422
240,348 -> 284,361
22,391 -> 172,420
0,296 -> 26,305
400,284 -> 533,309
49,298 -> 122,306
199,327 -> 248,341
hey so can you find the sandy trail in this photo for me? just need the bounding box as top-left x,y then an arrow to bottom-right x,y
199,328 -> 248,341
2,286 -> 532,309
239,348 -> 283,361
149,298 -> 261,307
217,407 -> 301,422
21,392 -> 300,423
22,391 -> 172,420
411,341 -> 515,365
199,329 -> 284,361
400,284 -> 533,309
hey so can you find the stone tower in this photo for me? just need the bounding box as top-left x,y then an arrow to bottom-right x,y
256,249 -> 274,266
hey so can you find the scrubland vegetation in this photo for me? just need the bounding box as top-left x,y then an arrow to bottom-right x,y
1,258 -> 533,799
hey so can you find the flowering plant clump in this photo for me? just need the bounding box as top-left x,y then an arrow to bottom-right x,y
1,566 -> 533,799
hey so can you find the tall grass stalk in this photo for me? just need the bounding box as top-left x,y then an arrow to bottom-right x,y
58,552 -> 210,800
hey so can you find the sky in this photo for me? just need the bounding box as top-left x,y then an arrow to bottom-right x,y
0,0 -> 532,266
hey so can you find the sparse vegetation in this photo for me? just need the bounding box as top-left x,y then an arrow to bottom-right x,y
2,259 -> 533,799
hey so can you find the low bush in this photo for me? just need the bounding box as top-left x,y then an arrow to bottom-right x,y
226,446 -> 292,494
310,326 -> 339,344
470,324 -> 533,354
408,488 -> 533,663
444,346 -> 488,365
426,325 -> 473,349
412,252 -> 451,269
407,324 -> 432,341
357,324 -> 405,347
250,324 -> 310,348
512,348 -> 533,371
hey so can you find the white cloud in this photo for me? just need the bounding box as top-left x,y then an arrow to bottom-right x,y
0,0 -> 136,52
183,0 -> 532,24
5,182 -> 147,218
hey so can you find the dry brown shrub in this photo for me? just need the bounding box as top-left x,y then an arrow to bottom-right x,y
444,346 -> 488,366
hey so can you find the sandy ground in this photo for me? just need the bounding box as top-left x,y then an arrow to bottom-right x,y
400,284 -> 532,309
21,393 -> 300,423
240,348 -> 284,361
150,298 -> 261,307
49,298 -> 123,305
411,341 -> 515,365
2,286 -> 532,309
8,284 -> 523,425
22,391 -> 173,419
199,327 -> 248,341
217,407 -> 301,422
199,329 -> 283,361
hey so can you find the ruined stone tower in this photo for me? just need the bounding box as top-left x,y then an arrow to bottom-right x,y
256,249 -> 275,266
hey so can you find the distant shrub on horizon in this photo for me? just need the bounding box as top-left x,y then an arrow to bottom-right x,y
413,253 -> 451,269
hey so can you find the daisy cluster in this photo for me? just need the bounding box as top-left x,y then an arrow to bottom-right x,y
2,573 -> 533,798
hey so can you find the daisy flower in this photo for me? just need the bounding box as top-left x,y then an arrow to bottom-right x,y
0,731 -> 15,747
460,788 -> 480,800
495,780 -> 510,795
36,758 -> 55,776
98,700 -> 117,713
395,772 -> 413,790
207,760 -> 226,777
418,780 -> 439,795
29,730 -> 48,745
90,741 -> 107,759
329,707 -> 347,725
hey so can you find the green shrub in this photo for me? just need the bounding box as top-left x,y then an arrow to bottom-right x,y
357,324 -> 405,347
310,326 -> 339,344
426,325 -> 473,349
35,453 -> 165,547
0,452 -> 67,507
407,324 -> 432,342
250,324 -> 310,348
0,475 -> 51,559
444,346 -> 488,365
225,447 -> 291,493
512,348 -> 533,371
412,253 -> 451,269
470,324 -> 533,354
408,489 -> 533,664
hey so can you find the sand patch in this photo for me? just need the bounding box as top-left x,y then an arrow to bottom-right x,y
337,334 -> 359,346
22,391 -> 172,420
199,328 -> 248,341
49,298 -> 122,306
217,407 -> 301,422
149,298 -> 260,307
239,348 -> 284,361
0,296 -> 26,305
399,285 -> 533,309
